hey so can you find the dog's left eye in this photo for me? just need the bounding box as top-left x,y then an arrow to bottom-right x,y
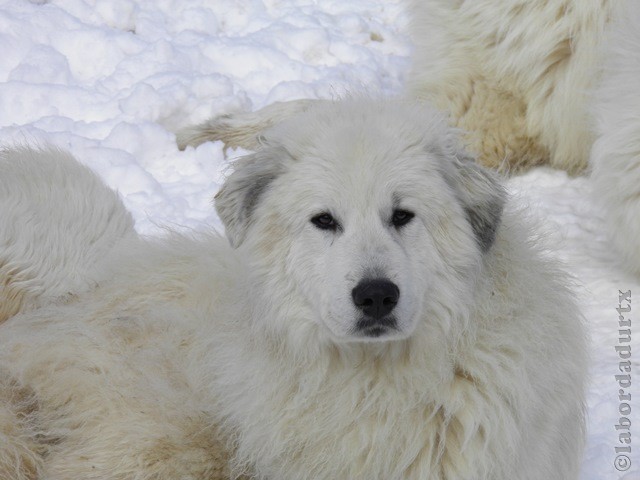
311,213 -> 339,231
391,209 -> 415,228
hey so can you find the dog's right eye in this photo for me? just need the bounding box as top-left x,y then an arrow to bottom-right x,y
311,213 -> 338,231
391,209 -> 415,228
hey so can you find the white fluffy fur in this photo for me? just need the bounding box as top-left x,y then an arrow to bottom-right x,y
1,99 -> 586,479
0,147 -> 136,323
590,1 -> 640,274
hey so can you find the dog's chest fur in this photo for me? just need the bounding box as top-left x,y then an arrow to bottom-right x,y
212,326 -> 523,480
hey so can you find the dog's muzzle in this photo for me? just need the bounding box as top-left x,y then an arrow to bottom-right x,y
352,278 -> 399,337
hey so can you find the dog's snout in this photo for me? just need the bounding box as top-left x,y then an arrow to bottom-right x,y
352,279 -> 399,319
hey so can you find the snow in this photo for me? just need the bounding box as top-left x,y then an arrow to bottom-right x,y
0,0 -> 637,477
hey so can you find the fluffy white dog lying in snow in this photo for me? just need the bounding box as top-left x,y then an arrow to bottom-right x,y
1,99 -> 586,480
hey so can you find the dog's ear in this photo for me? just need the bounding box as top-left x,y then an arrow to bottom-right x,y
215,144 -> 289,247
439,143 -> 506,252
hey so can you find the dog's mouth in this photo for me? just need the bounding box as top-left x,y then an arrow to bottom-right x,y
354,315 -> 398,339
360,325 -> 393,338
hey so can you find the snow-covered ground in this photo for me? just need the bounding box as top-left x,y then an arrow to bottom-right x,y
0,0 -> 637,478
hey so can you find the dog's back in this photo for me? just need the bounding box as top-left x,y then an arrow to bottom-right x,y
0,147 -> 136,323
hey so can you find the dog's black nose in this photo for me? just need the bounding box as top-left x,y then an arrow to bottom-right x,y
352,279 -> 399,319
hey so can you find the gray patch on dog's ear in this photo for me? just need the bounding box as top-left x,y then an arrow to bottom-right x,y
214,146 -> 289,247
439,146 -> 506,252
456,157 -> 506,252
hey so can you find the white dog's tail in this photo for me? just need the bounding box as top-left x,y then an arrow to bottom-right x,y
176,99 -> 319,151
0,146 -> 136,323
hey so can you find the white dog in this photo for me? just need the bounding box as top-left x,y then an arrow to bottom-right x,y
590,1 -> 640,275
177,0 -> 640,274
1,99 -> 586,479
0,147 -> 136,324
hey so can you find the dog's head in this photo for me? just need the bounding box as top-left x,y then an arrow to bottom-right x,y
215,99 -> 505,345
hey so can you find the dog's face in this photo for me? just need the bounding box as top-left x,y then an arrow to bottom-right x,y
216,100 -> 504,344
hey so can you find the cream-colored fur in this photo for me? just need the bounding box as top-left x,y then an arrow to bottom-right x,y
0,147 -> 136,324
1,99 -> 586,479
406,0 -> 614,173
176,99 -> 320,152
